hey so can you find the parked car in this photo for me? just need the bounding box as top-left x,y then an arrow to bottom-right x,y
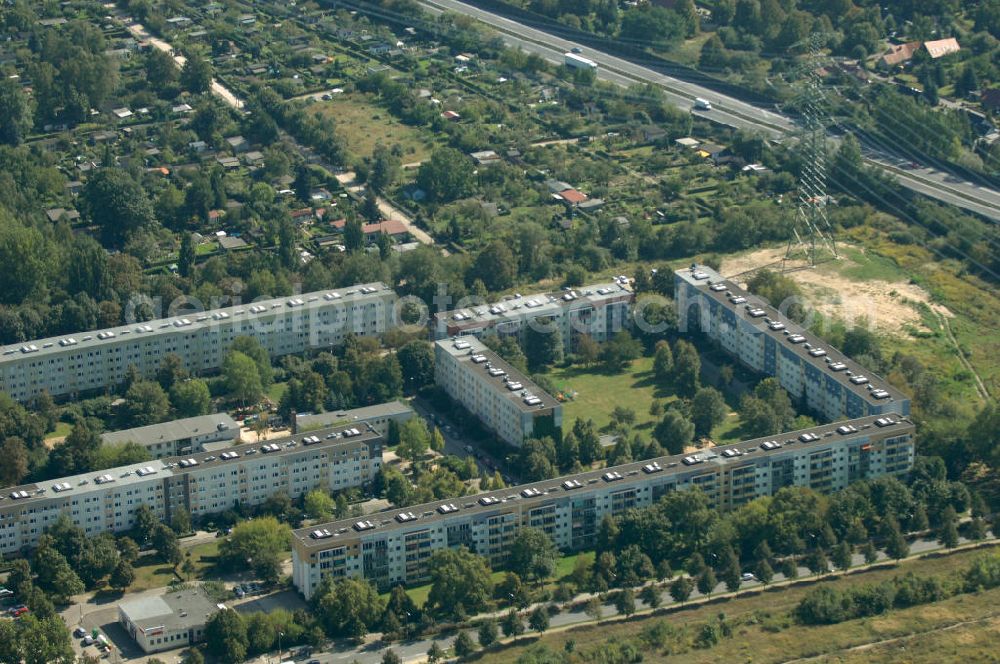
741,572 -> 756,582
82,636 -> 95,646
0,587 -> 13,598
74,626 -> 87,638
234,587 -> 245,598
11,606 -> 29,617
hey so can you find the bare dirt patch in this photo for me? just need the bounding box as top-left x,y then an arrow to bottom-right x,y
719,246 -> 952,336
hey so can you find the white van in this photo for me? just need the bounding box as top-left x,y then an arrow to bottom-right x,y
694,97 -> 713,110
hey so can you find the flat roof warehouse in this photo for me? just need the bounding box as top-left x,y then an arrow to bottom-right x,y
295,413 -> 913,548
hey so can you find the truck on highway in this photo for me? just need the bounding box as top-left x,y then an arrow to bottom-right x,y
564,52 -> 598,71
694,97 -> 713,111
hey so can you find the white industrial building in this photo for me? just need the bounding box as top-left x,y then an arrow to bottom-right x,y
118,586 -> 219,653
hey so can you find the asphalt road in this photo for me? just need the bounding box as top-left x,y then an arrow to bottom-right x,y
417,0 -> 1000,222
254,534 -> 994,664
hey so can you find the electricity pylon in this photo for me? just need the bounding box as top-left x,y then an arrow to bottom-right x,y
785,33 -> 839,267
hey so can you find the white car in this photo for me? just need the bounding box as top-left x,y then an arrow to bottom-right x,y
741,572 -> 756,582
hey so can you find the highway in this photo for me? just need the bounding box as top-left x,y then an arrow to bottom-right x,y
418,0 -> 1000,222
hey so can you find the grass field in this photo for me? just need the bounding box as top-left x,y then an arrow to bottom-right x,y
476,544 -> 1000,664
124,540 -> 222,593
546,356 -> 667,432
385,551 -> 596,609
544,357 -> 739,442
44,421 -> 72,441
312,93 -> 436,163
128,557 -> 178,593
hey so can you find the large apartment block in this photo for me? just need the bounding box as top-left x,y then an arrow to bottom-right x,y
292,415 -> 915,598
294,401 -> 415,436
674,265 -> 910,422
432,281 -> 633,351
101,413 -> 240,459
0,423 -> 383,556
435,337 -> 562,447
0,283 -> 397,401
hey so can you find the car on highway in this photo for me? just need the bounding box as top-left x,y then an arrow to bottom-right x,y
571,46 -> 582,53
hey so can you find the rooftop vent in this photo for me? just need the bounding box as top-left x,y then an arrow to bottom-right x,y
642,461 -> 664,474
760,440 -> 782,451
437,503 -> 459,514
478,496 -> 501,506
562,479 -> 584,490
310,529 -> 333,539
874,417 -> 896,427
788,334 -> 806,344
353,520 -> 376,531
602,471 -> 624,482
521,488 -> 542,498
799,432 -> 821,443
395,512 -> 418,523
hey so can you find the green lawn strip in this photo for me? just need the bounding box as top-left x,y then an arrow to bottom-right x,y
475,543 -> 1000,663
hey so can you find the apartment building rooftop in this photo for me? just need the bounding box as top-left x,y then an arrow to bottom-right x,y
296,400 -> 413,432
295,413 -> 913,549
2,422 -> 381,509
436,337 -> 560,413
0,282 -> 392,363
676,264 -> 907,409
101,413 -> 238,447
433,280 -> 631,333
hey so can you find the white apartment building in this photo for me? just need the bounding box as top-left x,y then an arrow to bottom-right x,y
295,401 -> 415,436
101,413 -> 240,459
0,283 -> 397,401
0,423 -> 382,556
432,281 -> 633,351
434,337 -> 562,447
292,414 -> 915,597
674,265 -> 910,422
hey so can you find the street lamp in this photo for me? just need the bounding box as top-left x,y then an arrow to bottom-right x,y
278,631 -> 284,660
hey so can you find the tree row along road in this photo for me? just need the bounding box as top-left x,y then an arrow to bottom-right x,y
125,22 -> 244,110
416,0 -> 1000,222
